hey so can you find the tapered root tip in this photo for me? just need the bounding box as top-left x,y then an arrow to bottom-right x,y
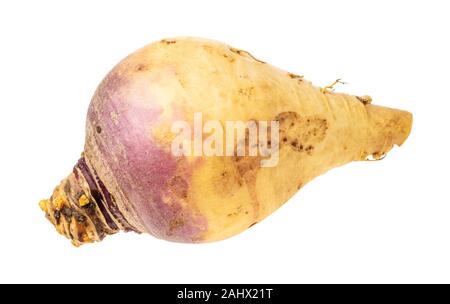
363,104 -> 413,160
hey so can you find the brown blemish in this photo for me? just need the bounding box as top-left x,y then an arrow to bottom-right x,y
238,87 -> 255,97
370,151 -> 387,160
234,154 -> 261,219
287,72 -> 304,81
276,112 -> 328,154
228,123 -> 265,218
222,53 -> 236,63
96,126 -> 102,134
356,95 -> 372,105
161,39 -> 177,45
249,222 -> 258,228
167,219 -> 184,235
219,120 -> 277,220
236,158 -> 259,177
215,167 -> 243,197
168,176 -> 188,199
227,206 -> 243,217
136,63 -> 149,72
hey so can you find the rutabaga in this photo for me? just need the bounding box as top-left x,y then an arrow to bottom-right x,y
39,37 -> 412,246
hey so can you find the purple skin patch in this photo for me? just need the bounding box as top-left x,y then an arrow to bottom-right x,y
85,70 -> 207,242
75,157 -> 136,232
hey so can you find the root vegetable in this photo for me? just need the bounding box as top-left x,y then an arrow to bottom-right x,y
39,37 -> 412,246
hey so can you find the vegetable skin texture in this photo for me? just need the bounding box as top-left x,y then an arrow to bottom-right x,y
40,37 -> 412,246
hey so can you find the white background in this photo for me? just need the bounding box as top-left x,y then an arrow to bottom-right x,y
0,0 -> 449,284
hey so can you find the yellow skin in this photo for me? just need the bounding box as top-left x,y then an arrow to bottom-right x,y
41,37 -> 412,245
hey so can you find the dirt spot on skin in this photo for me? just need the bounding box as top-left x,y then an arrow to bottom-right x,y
287,72 -> 304,81
229,47 -> 266,64
168,176 -> 188,199
161,39 -> 177,45
238,87 -> 255,97
276,112 -> 328,155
